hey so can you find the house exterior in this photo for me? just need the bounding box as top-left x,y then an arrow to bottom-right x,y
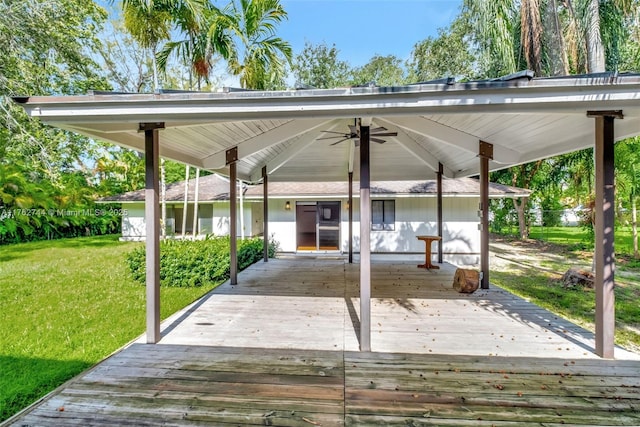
102,174 -> 530,265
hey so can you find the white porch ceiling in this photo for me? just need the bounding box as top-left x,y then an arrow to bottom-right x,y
14,73 -> 640,182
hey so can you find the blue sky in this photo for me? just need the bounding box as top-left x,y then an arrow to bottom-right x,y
278,0 -> 463,66
100,0 -> 463,87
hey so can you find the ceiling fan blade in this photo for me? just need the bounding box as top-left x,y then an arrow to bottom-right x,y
330,137 -> 351,146
371,137 -> 386,144
317,134 -> 348,140
322,130 -> 345,135
372,132 -> 398,137
370,127 -> 388,133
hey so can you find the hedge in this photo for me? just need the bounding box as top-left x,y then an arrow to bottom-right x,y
126,236 -> 277,287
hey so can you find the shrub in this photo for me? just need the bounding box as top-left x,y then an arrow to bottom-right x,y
126,236 -> 278,287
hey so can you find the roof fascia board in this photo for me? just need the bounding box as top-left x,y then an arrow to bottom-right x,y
201,118 -> 332,169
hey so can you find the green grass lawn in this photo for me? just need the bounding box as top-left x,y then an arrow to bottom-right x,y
491,227 -> 640,353
529,225 -> 639,261
0,235 -> 218,422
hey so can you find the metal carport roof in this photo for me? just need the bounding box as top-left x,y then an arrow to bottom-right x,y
14,71 -> 640,183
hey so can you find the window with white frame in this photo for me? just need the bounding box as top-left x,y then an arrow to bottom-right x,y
371,200 -> 395,231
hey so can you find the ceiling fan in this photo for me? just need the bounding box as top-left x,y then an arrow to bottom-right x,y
317,121 -> 398,146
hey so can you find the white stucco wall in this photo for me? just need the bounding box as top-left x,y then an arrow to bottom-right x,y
119,201 -> 255,240
121,203 -> 145,240
118,197 -> 481,265
266,196 -> 480,265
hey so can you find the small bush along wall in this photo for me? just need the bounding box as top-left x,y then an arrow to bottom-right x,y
126,236 -> 277,287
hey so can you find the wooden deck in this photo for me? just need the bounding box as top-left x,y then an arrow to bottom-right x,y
5,257 -> 640,426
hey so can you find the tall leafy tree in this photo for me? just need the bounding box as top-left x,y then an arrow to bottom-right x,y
464,0 -> 637,76
117,0 -> 206,236
463,0 -> 518,77
291,42 -> 351,89
406,16 -> 476,82
0,0 -> 110,180
615,138 -> 640,258
351,55 -> 406,87
98,20 -> 155,92
226,0 -> 292,90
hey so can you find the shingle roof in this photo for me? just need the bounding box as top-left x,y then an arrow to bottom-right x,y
100,173 -> 231,202
100,174 -> 530,203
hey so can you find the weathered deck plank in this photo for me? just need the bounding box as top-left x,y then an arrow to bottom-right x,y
344,352 -> 640,426
9,344 -> 346,427
6,257 -> 640,426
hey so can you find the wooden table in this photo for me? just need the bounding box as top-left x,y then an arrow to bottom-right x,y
416,235 -> 441,269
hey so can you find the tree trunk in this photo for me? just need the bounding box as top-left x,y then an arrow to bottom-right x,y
238,179 -> 245,240
543,0 -> 569,75
161,158 -> 166,238
513,197 -> 529,239
585,0 -> 606,72
521,0 -> 543,76
182,165 -> 190,239
192,168 -> 200,240
632,194 -> 639,259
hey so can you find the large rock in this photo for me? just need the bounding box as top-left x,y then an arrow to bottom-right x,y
453,268 -> 479,293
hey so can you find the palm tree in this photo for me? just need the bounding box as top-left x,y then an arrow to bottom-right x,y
463,0 -> 518,77
119,0 -> 206,89
120,1 -> 171,89
226,0 -> 293,90
520,0 -> 544,76
463,0 -> 636,76
616,138 -> 640,259
157,3 -> 235,89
